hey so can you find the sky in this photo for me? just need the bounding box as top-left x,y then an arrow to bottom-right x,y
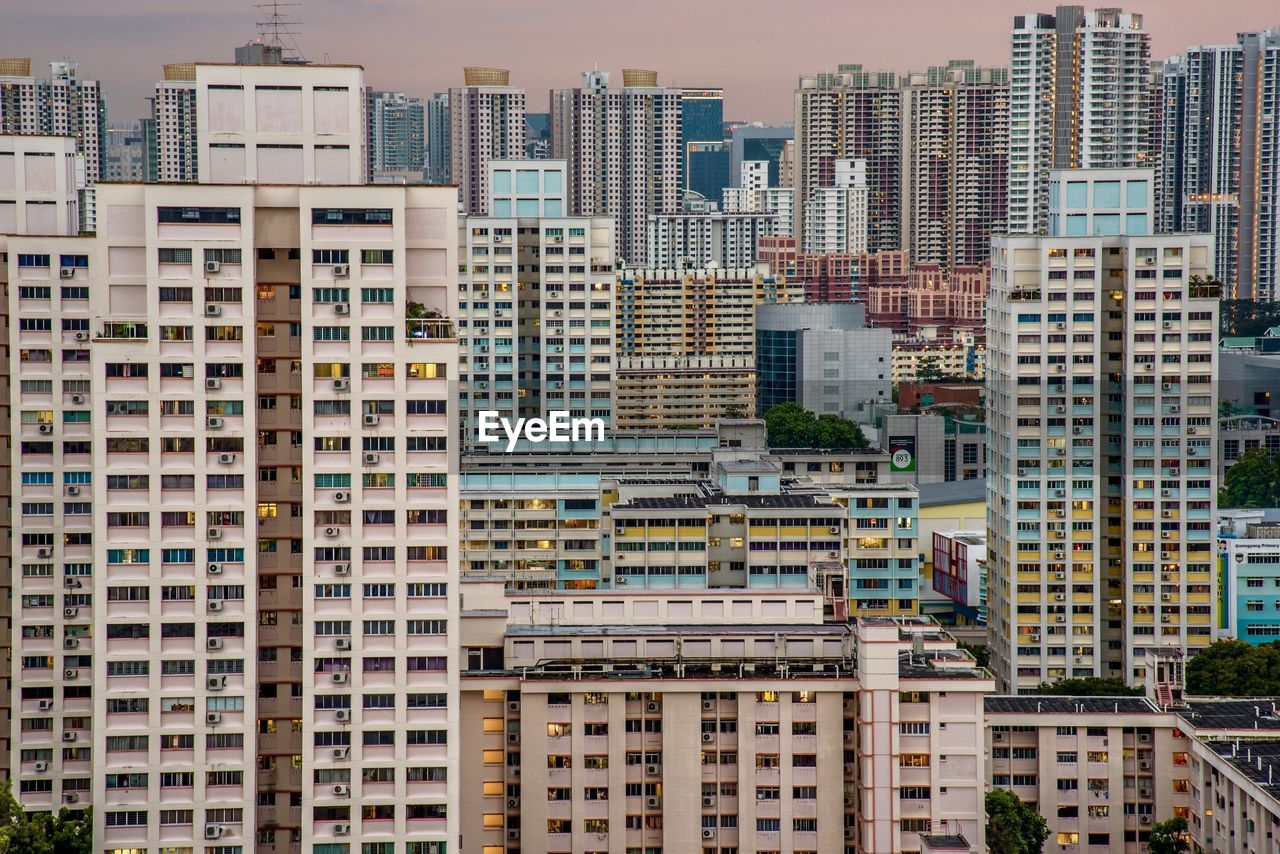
5,0 -> 1278,124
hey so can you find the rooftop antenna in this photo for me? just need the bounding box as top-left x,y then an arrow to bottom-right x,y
255,0 -> 306,62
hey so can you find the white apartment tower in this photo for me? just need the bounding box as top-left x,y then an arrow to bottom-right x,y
449,68 -> 526,215
550,70 -> 684,265
457,159 -> 616,436
986,169 -> 1218,693
5,182 -> 459,854
147,64 -> 199,182
0,134 -> 81,235
1008,7 -> 1152,235
0,59 -> 104,184
801,157 -> 868,255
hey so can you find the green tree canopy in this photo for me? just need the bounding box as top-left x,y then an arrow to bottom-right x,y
0,782 -> 91,854
1185,639 -> 1280,696
763,403 -> 870,450
1148,816 -> 1190,854
1034,677 -> 1143,697
986,788 -> 1048,854
1220,448 -> 1280,509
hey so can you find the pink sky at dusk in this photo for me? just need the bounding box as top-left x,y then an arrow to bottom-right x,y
6,0 -> 1278,123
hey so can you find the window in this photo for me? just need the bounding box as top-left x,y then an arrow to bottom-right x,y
312,208 -> 392,225
158,206 -> 240,224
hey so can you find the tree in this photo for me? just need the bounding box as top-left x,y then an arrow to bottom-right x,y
1220,448 -> 1280,509
1035,677 -> 1142,697
959,642 -> 990,668
763,403 -> 869,450
1185,639 -> 1280,696
1148,817 -> 1190,854
0,783 -> 90,854
986,788 -> 1048,854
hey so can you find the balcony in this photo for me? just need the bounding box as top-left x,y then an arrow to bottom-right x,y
406,318 -> 456,342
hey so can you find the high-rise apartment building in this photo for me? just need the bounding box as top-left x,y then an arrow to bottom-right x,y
450,68 -> 526,215
614,265 -> 789,429
646,210 -> 777,269
145,63 -> 198,182
0,59 -> 104,185
550,70 -> 684,265
986,169 -> 1218,693
801,157 -> 868,255
794,66 -> 902,253
4,181 -> 458,853
365,90 -> 426,178
1160,30 -> 1280,300
1007,7 -> 1152,235
457,159 -> 615,435
425,93 -> 450,184
0,59 -> 104,231
902,61 -> 1009,268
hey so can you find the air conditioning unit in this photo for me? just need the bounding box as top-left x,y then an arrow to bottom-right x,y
63,669 -> 78,679
1055,615 -> 1066,623
63,607 -> 78,618
334,638 -> 352,651
1056,405 -> 1066,413
63,637 -> 79,650
332,784 -> 350,797
1161,510 -> 1172,518
334,303 -> 350,315
645,764 -> 660,776
206,712 -> 222,725
207,675 -> 227,691
1031,634 -> 1041,641
1139,760 -> 1151,770
64,484 -> 82,498
362,452 -> 380,465
37,546 -> 54,558
646,796 -> 660,808
1188,427 -> 1197,435
702,829 -> 715,840
1161,489 -> 1172,497
206,377 -> 223,391
333,264 -> 350,277
335,709 -> 351,723
507,701 -> 520,713
72,332 -> 89,342
507,830 -> 520,841
363,414 -> 380,426
204,825 -> 225,840
37,423 -> 53,435
1163,321 -> 1171,329
1072,427 -> 1082,435
61,794 -> 78,805
1017,468 -> 1027,476
208,638 -> 224,650
207,416 -> 225,429
1162,593 -> 1171,601
1055,572 -> 1066,580
332,747 -> 350,760
645,701 -> 659,713
62,732 -> 76,743
60,267 -> 75,279
334,563 -> 350,576
37,699 -> 53,711
34,761 -> 49,772
1188,448 -> 1198,456
334,491 -> 350,503
208,563 -> 222,575
1140,814 -> 1152,825
217,452 -> 236,464
702,699 -> 715,711
205,260 -> 222,274
1144,364 -> 1154,371
324,526 -> 341,538
207,527 -> 223,540
333,378 -> 349,391
507,797 -> 520,809
63,576 -> 81,588
702,796 -> 715,807
207,600 -> 224,612
333,823 -> 350,836
1161,531 -> 1170,539
506,733 -> 520,744
1055,593 -> 1065,601
702,732 -> 715,743
1056,322 -> 1066,330
204,304 -> 222,317
332,672 -> 349,684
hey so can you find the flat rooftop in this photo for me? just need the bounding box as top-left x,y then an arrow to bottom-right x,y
1179,699 -> 1280,731
985,696 -> 1159,715
506,623 -> 851,638
1205,740 -> 1280,800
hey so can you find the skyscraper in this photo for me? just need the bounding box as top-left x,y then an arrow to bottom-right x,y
366,90 -> 426,178
794,66 -> 902,253
1160,30 -> 1280,300
425,92 -> 450,183
4,182 -> 460,854
902,61 -> 1009,268
550,69 -> 684,265
681,87 -> 725,197
145,63 -> 198,182
104,122 -> 145,182
1007,7 -> 1152,234
449,68 -> 526,214
0,58 -> 104,231
986,168 -> 1218,692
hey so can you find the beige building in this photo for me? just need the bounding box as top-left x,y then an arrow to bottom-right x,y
450,68 -> 526,215
0,134 -> 81,235
457,590 -> 992,854
4,181 -> 457,854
